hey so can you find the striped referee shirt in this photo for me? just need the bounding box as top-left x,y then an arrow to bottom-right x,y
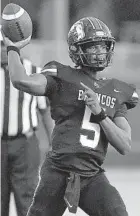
0,59 -> 46,137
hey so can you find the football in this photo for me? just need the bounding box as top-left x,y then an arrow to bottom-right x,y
1,3 -> 32,42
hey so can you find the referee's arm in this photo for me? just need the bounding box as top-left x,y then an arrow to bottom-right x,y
8,50 -> 47,96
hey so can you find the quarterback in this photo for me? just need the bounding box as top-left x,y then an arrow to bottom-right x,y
2,17 -> 139,216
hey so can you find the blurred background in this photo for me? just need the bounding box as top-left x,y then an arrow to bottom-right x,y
1,0 -> 140,216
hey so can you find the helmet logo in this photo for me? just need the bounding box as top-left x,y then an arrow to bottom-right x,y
75,23 -> 85,40
69,21 -> 85,42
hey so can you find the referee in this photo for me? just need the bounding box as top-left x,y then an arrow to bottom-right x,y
0,40 -> 53,216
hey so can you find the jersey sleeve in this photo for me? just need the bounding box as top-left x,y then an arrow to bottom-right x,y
41,61 -> 58,76
41,61 -> 60,96
41,60 -> 74,84
125,88 -> 139,109
114,103 -> 128,119
113,79 -> 139,110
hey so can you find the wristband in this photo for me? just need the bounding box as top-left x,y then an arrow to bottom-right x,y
95,108 -> 107,123
7,46 -> 20,56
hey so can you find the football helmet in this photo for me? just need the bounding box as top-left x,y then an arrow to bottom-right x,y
67,17 -> 115,70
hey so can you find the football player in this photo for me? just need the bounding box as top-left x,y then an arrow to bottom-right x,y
2,17 -> 139,216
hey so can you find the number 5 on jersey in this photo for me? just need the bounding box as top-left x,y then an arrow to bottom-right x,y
80,106 -> 101,149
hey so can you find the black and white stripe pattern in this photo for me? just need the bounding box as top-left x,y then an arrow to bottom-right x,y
0,59 -> 46,137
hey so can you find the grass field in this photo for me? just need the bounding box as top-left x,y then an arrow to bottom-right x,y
9,168 -> 140,216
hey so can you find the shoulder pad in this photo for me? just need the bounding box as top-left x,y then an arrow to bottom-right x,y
41,61 -> 64,76
113,79 -> 139,109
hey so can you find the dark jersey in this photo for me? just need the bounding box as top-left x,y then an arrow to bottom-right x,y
41,61 -> 138,176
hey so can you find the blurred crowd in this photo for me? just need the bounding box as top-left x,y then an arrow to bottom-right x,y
1,0 -> 140,43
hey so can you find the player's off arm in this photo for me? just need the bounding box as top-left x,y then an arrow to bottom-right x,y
81,82 -> 131,155
2,35 -> 47,96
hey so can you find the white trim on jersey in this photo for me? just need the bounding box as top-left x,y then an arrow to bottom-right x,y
132,91 -> 139,98
2,8 -> 24,20
41,68 -> 57,76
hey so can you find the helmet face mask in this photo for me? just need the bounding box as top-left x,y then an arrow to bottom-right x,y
77,40 -> 114,69
68,17 -> 115,70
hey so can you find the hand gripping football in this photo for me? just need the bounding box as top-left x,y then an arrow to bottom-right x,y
1,3 -> 32,42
